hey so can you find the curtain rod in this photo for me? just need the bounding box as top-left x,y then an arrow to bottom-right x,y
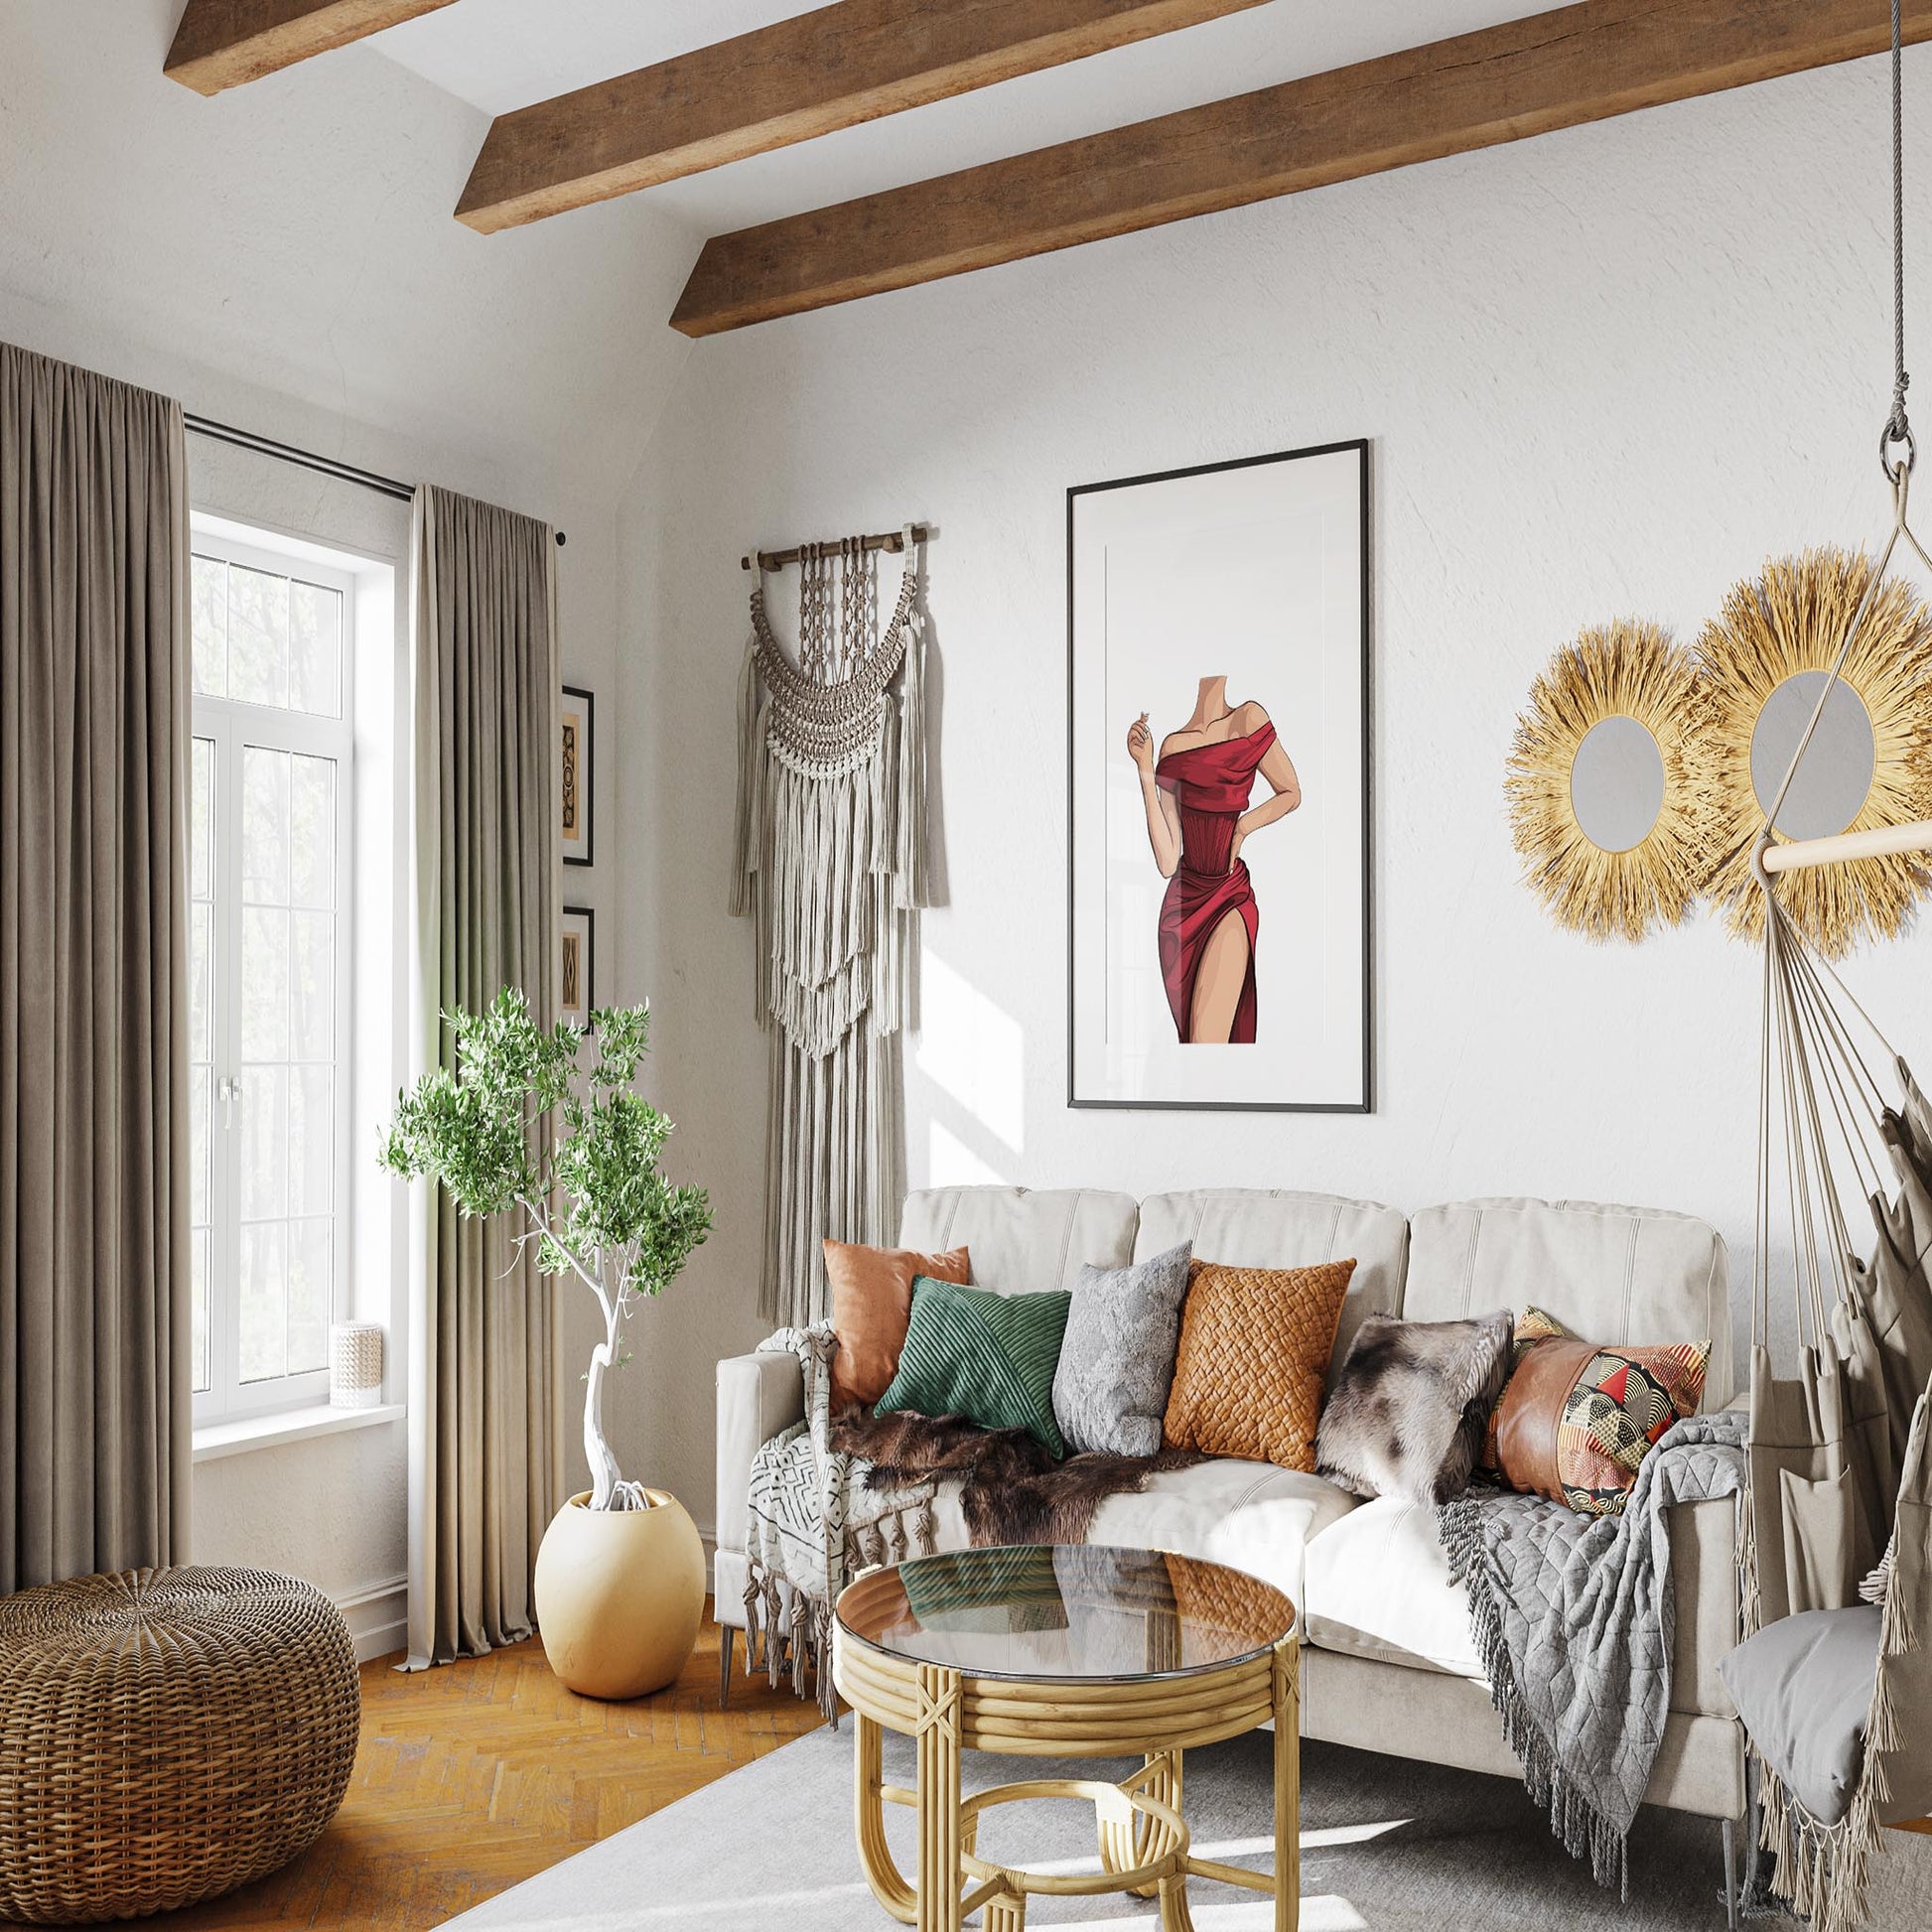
184,413 -> 567,546
741,523 -> 929,572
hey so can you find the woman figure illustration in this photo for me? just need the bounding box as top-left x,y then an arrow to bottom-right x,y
1127,674 -> 1303,1044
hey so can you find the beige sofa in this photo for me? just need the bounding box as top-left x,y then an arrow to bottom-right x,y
714,1186 -> 1744,1852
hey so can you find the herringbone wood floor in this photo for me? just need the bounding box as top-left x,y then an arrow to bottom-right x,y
91,1604 -> 822,1932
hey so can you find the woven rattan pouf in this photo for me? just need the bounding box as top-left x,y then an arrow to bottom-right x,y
0,1567 -> 360,1923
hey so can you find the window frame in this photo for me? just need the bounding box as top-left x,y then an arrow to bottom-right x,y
190,526 -> 357,1425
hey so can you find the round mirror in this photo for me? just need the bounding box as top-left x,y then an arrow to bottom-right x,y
1505,620 -> 1710,942
1570,715 -> 1667,853
1750,672 -> 1876,840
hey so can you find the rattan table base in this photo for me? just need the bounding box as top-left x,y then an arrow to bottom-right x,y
835,1632 -> 1300,1932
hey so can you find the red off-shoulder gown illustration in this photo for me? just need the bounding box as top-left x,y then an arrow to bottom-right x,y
1154,722 -> 1276,1044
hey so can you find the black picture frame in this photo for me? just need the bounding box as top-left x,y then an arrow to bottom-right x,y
562,684 -> 595,868
561,904 -> 596,1026
1065,437 -> 1373,1113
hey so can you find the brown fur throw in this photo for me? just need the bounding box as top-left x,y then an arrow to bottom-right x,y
830,1407 -> 1197,1547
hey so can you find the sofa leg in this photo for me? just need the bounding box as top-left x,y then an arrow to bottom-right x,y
718,1624 -> 734,1709
1720,1816 -> 1738,1931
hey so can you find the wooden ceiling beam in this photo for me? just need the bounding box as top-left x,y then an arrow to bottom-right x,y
672,0 -> 1932,337
456,0 -> 1272,234
166,0 -> 461,97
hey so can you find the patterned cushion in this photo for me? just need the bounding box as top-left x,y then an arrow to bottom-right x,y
1479,1305 -> 1567,1474
875,1277 -> 1072,1456
1162,1259 -> 1357,1471
1052,1242 -> 1192,1457
1491,1306 -> 1711,1517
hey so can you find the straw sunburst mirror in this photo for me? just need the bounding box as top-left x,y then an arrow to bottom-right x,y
1698,549 -> 1932,956
1505,621 -> 1714,942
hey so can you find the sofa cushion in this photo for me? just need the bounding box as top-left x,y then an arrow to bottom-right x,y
1136,1188 -> 1408,1389
876,1278 -> 1072,1454
1052,1241 -> 1193,1456
1162,1259 -> 1356,1470
918,1456 -> 1358,1617
1302,1494 -> 1486,1679
824,1239 -> 972,1413
1492,1311 -> 1712,1517
1405,1198 -> 1731,1408
899,1186 -> 1139,1295
1316,1311 -> 1513,1505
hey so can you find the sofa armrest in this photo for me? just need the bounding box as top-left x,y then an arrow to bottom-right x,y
1669,1496 -> 1740,1720
716,1348 -> 804,1559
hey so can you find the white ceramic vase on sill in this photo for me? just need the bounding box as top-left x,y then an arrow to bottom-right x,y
533,1487 -> 706,1701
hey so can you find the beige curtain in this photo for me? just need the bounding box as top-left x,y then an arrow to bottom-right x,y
405,484 -> 562,1667
0,342 -> 192,1595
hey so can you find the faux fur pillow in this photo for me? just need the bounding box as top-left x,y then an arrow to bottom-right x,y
1315,1311 -> 1514,1505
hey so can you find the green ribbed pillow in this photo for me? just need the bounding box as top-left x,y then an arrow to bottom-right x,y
874,1277 -> 1072,1456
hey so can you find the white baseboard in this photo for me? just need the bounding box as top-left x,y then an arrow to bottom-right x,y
331,1524 -> 719,1665
335,1573 -> 408,1663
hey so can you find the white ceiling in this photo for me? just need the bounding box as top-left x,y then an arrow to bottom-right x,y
373,1 -> 1560,237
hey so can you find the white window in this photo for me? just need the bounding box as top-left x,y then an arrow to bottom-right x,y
190,530 -> 354,1421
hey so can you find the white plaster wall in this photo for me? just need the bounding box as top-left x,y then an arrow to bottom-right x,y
0,0 -> 693,1624
614,54 -> 1932,1528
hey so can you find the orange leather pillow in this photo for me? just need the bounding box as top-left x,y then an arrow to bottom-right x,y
825,1240 -> 971,1412
1162,1258 -> 1357,1471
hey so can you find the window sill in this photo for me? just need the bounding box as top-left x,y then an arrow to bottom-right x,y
193,1402 -> 405,1463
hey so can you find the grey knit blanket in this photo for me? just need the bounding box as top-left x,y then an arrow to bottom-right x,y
1437,1410 -> 1749,1896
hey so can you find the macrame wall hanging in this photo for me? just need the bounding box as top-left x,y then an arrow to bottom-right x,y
730,524 -> 931,1328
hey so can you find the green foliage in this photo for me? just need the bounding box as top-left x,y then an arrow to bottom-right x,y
380,987 -> 712,1313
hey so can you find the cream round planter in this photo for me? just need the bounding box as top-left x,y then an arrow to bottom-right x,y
533,1488 -> 706,1701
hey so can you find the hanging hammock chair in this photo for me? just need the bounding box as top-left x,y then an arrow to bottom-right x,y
1731,246 -> 1932,1932
1717,18 -> 1932,1922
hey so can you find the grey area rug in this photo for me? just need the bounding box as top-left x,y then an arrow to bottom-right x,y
444,1725 -> 1932,1932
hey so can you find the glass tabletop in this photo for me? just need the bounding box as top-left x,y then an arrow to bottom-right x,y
835,1544 -> 1295,1684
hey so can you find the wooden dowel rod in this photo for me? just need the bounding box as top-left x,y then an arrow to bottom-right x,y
741,523 -> 930,571
1761,817 -> 1932,875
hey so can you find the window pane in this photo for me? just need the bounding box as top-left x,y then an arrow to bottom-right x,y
192,558 -> 226,698
191,1068 -> 210,1228
242,747 -> 290,905
229,565 -> 289,709
288,1219 -> 332,1375
290,1066 -> 333,1218
240,1064 -> 288,1222
292,911 -> 334,1062
192,1228 -> 209,1395
290,581 -> 343,718
290,756 -> 335,909
190,902 -> 212,1067
191,737 -> 214,901
240,907 -> 289,1061
239,1222 -> 287,1384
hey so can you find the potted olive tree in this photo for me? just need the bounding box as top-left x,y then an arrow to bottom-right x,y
382,990 -> 713,1699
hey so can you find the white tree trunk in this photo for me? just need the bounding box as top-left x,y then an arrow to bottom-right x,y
584,1336 -> 622,1510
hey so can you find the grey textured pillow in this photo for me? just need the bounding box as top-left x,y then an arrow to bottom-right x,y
1051,1242 -> 1192,1456
1718,1605 -> 1881,1827
1315,1311 -> 1513,1505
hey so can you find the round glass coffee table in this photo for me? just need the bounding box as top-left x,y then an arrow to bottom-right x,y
834,1543 -> 1299,1932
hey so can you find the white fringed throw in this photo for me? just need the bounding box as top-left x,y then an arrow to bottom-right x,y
730,530 -> 930,1328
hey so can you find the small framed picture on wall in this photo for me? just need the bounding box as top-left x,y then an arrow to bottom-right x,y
561,684 -> 594,867
561,904 -> 596,1028
1068,439 -> 1372,1112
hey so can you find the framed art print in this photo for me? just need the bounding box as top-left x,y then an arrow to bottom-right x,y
561,904 -> 595,1028
1068,440 -> 1371,1111
561,684 -> 594,867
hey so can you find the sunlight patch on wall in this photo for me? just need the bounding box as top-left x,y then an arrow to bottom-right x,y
928,1119 -> 1008,1188
915,950 -> 1025,1155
